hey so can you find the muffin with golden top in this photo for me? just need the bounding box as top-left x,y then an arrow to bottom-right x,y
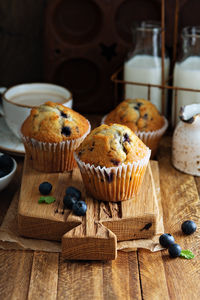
21,101 -> 90,172
75,123 -> 151,202
103,98 -> 168,157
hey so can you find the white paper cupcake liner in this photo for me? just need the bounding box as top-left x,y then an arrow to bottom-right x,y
21,121 -> 91,172
74,148 -> 151,202
101,114 -> 168,157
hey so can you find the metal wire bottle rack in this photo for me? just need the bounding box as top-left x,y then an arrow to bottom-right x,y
111,0 -> 200,126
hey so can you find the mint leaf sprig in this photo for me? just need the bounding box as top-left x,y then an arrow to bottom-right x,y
38,196 -> 56,204
180,250 -> 195,259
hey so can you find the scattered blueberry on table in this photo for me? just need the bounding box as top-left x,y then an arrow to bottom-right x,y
159,221 -> 197,259
63,194 -> 77,209
39,182 -> 52,195
159,233 -> 175,248
63,186 -> 87,216
168,243 -> 182,258
38,183 -> 86,214
66,186 -> 81,200
181,220 -> 197,235
72,200 -> 87,216
0,170 -> 6,178
0,153 -> 14,178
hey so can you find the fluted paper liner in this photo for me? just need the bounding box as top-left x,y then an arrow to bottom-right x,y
74,148 -> 151,202
21,120 -> 91,172
101,115 -> 168,158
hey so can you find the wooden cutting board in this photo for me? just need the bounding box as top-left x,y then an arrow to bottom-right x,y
18,158 -> 159,260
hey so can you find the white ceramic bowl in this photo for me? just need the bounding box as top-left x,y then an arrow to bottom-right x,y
0,154 -> 17,191
0,83 -> 73,139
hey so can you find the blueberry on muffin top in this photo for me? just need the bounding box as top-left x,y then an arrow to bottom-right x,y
21,101 -> 89,142
104,98 -> 164,132
76,123 -> 149,168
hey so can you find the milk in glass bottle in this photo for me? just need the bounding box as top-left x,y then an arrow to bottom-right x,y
124,21 -> 170,113
172,26 -> 200,125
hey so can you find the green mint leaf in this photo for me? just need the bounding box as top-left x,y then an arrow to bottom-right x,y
180,250 -> 195,259
38,196 -> 56,204
44,196 -> 56,204
38,197 -> 46,204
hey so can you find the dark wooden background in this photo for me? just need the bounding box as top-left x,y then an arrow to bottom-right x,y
0,0 -> 199,113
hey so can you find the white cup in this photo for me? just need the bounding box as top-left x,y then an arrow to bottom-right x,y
0,83 -> 73,139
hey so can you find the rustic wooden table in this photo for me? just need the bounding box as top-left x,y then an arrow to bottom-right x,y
0,115 -> 200,300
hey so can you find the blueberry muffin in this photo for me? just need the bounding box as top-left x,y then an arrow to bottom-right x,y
75,124 -> 151,202
103,99 -> 168,157
21,101 -> 90,172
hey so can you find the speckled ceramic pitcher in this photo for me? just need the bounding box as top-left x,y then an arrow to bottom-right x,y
172,104 -> 200,176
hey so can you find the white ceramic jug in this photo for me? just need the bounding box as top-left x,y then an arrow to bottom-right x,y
172,104 -> 200,176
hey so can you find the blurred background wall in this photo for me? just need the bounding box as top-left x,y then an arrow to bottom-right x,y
0,0 -> 199,113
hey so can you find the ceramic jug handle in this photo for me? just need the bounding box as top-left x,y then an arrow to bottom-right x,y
0,87 -> 7,116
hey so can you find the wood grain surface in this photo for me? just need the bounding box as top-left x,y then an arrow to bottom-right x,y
1,135 -> 200,300
28,252 -> 59,300
137,137 -> 200,300
18,158 -> 159,260
57,251 -> 141,300
0,250 -> 33,300
158,137 -> 200,300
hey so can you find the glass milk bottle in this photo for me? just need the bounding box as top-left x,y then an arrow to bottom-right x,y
124,21 -> 170,113
172,26 -> 200,125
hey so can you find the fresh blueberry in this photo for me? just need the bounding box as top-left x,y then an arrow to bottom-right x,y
63,194 -> 77,209
39,182 -> 52,195
143,113 -> 148,120
168,243 -> 182,258
110,159 -> 120,166
159,233 -> 175,248
72,201 -> 87,216
181,220 -> 197,235
0,154 -> 14,174
66,186 -> 81,200
60,111 -> 68,118
61,126 -> 71,136
123,133 -> 130,143
0,170 -> 6,178
104,171 -> 114,183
